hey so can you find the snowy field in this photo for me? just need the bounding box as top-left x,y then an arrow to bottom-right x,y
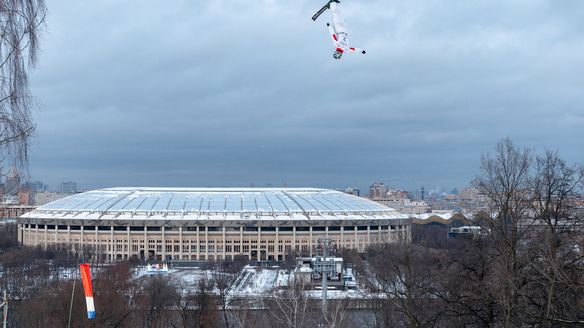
231,266 -> 285,297
132,265 -> 371,300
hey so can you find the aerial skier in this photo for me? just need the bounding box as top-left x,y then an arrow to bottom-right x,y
312,0 -> 366,59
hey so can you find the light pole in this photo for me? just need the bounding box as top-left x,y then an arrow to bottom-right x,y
318,237 -> 331,314
1,290 -> 8,328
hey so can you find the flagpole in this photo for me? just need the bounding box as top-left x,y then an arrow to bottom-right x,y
67,278 -> 76,328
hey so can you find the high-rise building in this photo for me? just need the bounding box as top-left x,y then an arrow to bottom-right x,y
23,180 -> 47,192
369,182 -> 388,200
369,182 -> 407,200
60,181 -> 77,194
5,167 -> 20,195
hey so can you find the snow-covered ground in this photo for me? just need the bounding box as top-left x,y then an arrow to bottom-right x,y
305,290 -> 368,299
231,266 -> 282,297
131,265 -> 372,300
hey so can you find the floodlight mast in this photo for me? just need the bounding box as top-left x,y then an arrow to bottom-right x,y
319,237 -> 331,314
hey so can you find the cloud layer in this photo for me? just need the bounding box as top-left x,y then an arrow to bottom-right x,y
29,0 -> 584,191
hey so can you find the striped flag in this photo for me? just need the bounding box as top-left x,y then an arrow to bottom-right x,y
79,263 -> 96,319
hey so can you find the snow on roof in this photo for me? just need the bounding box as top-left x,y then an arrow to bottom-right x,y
414,212 -> 455,221
22,187 -> 409,221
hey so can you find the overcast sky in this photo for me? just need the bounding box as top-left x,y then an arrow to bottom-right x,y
27,0 -> 584,193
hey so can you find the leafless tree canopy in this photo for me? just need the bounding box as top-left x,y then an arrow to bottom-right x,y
0,0 -> 46,169
361,139 -> 584,327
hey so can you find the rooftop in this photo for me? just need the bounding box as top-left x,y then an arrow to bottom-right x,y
22,187 -> 409,221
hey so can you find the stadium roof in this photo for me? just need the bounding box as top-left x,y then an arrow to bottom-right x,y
22,187 -> 409,221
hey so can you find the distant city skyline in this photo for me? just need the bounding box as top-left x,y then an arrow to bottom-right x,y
27,1 -> 584,194
16,176 -> 468,198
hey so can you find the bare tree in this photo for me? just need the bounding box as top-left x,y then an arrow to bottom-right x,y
526,150 -> 584,325
265,279 -> 314,328
93,261 -> 137,328
175,275 -> 219,328
366,240 -> 442,327
529,150 -> 583,234
229,297 -> 267,328
0,222 -> 18,252
194,276 -> 219,328
211,265 -> 236,328
134,275 -> 181,328
0,0 -> 46,169
322,298 -> 351,328
442,234 -> 500,326
472,137 -> 532,327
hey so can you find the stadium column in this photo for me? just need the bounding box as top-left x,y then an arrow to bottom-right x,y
367,225 -> 371,246
162,226 -> 166,261
309,226 -> 313,256
179,226 -> 183,260
127,226 -> 131,260
44,224 -> 48,249
80,225 -> 84,255
239,226 -> 243,259
257,227 -> 261,260
67,225 -> 70,250
94,227 -> 98,257
378,224 -> 381,243
275,227 -> 279,259
340,226 -> 344,248
204,227 -> 208,261
143,227 -> 147,261
293,226 -> 297,254
354,227 -> 358,252
222,226 -> 226,261
110,226 -> 114,261
196,226 -> 200,260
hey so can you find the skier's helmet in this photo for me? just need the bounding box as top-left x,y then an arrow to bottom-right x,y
333,50 -> 343,59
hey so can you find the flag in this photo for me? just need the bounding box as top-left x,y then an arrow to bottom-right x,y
79,263 -> 96,319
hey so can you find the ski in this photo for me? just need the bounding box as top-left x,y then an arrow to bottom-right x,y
311,2 -> 329,21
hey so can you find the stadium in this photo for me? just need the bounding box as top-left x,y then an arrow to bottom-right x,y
18,188 -> 410,261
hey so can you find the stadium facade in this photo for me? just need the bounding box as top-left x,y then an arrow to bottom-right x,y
18,188 -> 411,261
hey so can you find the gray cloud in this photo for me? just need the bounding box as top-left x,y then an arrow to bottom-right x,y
28,0 -> 584,192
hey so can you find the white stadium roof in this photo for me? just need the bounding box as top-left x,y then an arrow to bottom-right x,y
22,188 -> 409,221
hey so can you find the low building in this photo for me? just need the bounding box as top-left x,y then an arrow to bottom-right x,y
0,204 -> 36,219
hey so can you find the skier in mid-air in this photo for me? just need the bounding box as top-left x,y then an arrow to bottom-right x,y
312,0 -> 366,60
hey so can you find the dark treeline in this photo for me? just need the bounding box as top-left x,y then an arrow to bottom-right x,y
364,139 -> 584,327
1,139 -> 583,327
0,244 -> 361,328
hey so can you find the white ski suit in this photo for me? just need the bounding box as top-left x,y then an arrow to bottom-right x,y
328,2 -> 365,57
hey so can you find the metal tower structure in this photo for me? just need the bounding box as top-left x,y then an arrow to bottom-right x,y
316,237 -> 334,314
